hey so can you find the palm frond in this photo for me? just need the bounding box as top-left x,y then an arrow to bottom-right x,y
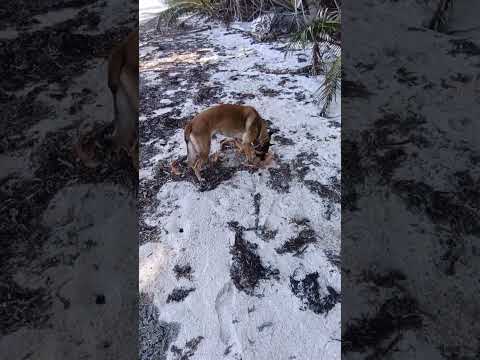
158,0 -> 217,28
286,7 -> 340,52
157,6 -> 189,28
285,5 -> 340,114
317,54 -> 341,116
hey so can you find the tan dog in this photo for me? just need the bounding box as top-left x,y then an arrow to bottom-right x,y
184,104 -> 272,181
107,30 -> 139,170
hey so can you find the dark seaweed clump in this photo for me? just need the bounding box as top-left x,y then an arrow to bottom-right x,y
267,163 -> 292,193
171,336 -> 204,360
173,264 -> 193,280
290,272 -> 340,315
324,249 -> 341,269
228,222 -> 279,296
139,292 -> 180,360
276,218 -> 317,256
342,296 -> 423,356
166,288 -> 196,303
0,279 -> 52,336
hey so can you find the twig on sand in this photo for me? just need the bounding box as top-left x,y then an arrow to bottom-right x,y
254,63 -> 313,75
180,26 -> 212,35
57,157 -> 75,169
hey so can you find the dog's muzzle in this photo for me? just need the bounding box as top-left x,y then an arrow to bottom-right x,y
254,142 -> 271,160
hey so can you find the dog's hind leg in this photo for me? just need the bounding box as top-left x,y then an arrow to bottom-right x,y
190,134 -> 210,182
187,140 -> 197,168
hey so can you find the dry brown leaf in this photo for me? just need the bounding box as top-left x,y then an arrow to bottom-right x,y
171,160 -> 182,176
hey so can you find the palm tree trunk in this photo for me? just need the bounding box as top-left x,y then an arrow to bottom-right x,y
428,0 -> 453,31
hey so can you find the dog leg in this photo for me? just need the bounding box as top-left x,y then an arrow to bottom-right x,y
193,155 -> 207,182
193,165 -> 205,182
234,139 -> 244,154
242,142 -> 256,163
241,126 -> 259,163
239,141 -> 261,168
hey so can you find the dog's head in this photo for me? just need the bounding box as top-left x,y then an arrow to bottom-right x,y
254,118 -> 273,160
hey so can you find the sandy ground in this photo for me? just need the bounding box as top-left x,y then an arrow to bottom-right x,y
342,0 -> 480,359
0,1 -> 138,359
139,16 -> 341,360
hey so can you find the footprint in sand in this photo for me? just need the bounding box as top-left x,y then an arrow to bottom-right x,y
215,281 -> 242,357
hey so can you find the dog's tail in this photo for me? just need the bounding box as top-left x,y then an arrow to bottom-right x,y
184,122 -> 194,165
184,122 -> 192,145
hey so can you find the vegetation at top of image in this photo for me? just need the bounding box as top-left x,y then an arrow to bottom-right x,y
158,0 -> 341,115
287,4 -> 340,115
160,0 -> 302,23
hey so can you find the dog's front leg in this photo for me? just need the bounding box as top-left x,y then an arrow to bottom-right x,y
241,142 -> 258,165
192,156 -> 207,182
192,159 -> 204,182
234,139 -> 244,153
